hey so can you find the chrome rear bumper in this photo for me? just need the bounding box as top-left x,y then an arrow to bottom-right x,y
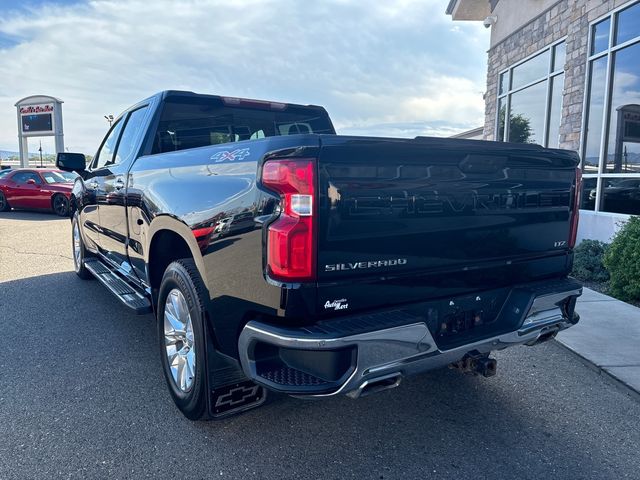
238,282 -> 581,398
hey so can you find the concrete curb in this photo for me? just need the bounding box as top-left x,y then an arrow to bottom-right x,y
554,339 -> 640,403
555,287 -> 640,402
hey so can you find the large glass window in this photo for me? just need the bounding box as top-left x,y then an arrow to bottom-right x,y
582,0 -> 640,215
582,57 -> 608,173
581,177 -> 598,211
616,1 -> 640,45
496,98 -> 506,142
605,43 -> 640,173
547,73 -> 565,148
511,50 -> 551,90
496,40 -> 565,147
591,18 -> 611,55
509,81 -> 547,144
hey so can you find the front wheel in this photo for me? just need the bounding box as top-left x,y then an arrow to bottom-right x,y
157,259 -> 209,420
72,213 -> 92,280
53,194 -> 69,217
0,191 -> 10,212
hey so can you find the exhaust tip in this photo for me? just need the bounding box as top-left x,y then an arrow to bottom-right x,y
350,373 -> 402,399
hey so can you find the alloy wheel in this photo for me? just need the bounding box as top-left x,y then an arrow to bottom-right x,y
54,195 -> 68,216
163,289 -> 196,392
73,221 -> 82,271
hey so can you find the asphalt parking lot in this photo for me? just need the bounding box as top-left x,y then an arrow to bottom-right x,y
1,211 -> 639,479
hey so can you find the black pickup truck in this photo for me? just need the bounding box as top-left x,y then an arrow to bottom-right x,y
57,91 -> 582,420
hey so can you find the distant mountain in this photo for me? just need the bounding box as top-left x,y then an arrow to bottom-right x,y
0,150 -> 19,158
0,150 -> 44,159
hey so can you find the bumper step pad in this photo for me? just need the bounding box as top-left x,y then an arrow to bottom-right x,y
257,364 -> 330,387
84,259 -> 152,314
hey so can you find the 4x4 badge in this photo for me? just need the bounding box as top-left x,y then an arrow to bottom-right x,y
210,148 -> 251,163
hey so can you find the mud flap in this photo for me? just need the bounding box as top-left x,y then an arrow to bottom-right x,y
204,317 -> 267,418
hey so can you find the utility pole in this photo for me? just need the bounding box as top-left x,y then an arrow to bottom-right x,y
104,115 -> 114,127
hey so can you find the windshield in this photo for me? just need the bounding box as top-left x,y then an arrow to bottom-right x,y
60,171 -> 78,182
0,169 -> 11,178
41,171 -> 72,184
152,96 -> 335,154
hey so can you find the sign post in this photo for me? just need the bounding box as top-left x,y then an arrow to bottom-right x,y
15,95 -> 64,167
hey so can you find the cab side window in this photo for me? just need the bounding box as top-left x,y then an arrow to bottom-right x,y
93,119 -> 124,170
112,106 -> 149,165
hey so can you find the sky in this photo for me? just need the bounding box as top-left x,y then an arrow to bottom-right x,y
0,0 -> 489,155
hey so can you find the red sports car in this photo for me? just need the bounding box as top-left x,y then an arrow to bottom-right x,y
0,168 -> 75,216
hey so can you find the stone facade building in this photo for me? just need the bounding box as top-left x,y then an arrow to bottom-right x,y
447,0 -> 640,242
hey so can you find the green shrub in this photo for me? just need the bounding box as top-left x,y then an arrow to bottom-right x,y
603,216 -> 640,302
572,239 -> 610,283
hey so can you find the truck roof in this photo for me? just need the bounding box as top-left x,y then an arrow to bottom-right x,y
153,90 -> 326,111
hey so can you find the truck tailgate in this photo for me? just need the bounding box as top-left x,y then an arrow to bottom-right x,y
316,136 -> 580,302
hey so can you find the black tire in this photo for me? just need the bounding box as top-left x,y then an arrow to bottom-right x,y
157,259 -> 209,420
53,194 -> 69,217
0,190 -> 10,212
72,212 -> 93,280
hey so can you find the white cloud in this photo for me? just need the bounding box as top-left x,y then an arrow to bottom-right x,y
0,0 -> 489,153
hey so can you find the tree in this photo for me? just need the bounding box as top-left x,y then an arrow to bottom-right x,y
498,105 -> 533,144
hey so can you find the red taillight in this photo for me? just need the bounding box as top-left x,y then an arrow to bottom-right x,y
569,167 -> 582,248
262,158 -> 316,282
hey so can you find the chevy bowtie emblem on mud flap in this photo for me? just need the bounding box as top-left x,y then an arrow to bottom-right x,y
210,148 -> 251,163
211,381 -> 266,417
215,384 -> 261,407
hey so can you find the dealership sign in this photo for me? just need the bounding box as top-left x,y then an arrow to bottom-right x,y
14,95 -> 65,166
20,103 -> 55,134
20,103 -> 54,115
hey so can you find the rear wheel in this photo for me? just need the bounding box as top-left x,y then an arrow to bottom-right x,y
53,194 -> 69,217
157,259 -> 209,420
72,213 -> 92,280
0,191 -> 10,212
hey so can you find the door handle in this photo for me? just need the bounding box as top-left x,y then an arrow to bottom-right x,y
88,181 -> 99,189
114,178 -> 125,190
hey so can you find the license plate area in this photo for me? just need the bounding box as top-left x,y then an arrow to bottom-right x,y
425,288 -> 512,350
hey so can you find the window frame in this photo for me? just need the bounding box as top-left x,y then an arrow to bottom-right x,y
91,117 -> 125,171
496,37 -> 567,147
90,104 -> 150,171
110,105 -> 150,167
579,0 -> 640,214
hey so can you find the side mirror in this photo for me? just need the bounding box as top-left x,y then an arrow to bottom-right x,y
56,152 -> 86,172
